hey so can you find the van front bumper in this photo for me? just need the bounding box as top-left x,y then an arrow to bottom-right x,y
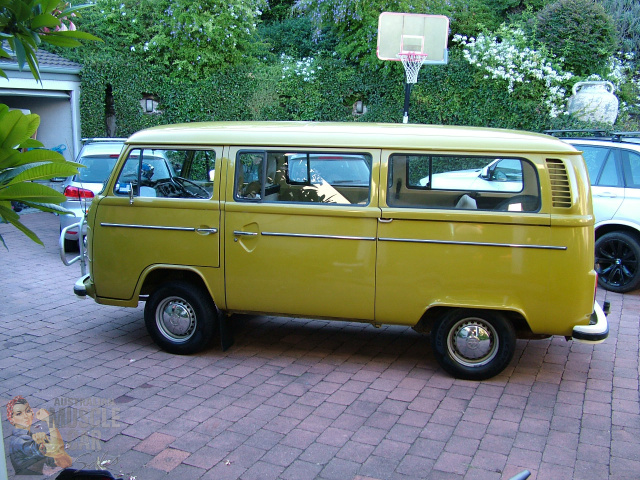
572,301 -> 609,344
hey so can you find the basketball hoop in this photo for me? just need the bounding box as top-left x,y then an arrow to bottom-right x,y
376,12 -> 449,123
398,52 -> 428,84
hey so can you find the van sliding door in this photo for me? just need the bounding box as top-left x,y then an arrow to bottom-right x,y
224,148 -> 381,320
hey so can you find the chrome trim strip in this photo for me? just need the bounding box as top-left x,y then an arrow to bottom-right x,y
378,237 -> 567,250
233,231 -> 258,236
262,232 -> 376,241
101,223 -> 195,232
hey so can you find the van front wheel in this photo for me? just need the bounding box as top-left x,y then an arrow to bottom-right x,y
431,309 -> 516,380
144,281 -> 216,355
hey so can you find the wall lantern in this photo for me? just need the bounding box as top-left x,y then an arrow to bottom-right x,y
140,94 -> 161,115
352,100 -> 368,116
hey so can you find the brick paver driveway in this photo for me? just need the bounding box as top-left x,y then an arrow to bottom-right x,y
1,213 -> 639,479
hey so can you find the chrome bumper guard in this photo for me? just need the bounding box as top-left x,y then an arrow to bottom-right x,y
59,216 -> 87,276
572,301 -> 609,343
74,274 -> 91,297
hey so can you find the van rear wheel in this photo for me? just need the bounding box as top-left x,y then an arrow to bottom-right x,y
144,281 -> 216,354
431,309 -> 516,380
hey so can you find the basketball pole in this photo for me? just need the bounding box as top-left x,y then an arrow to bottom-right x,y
398,53 -> 426,124
403,82 -> 412,124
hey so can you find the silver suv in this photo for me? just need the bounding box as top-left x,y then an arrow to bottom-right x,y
59,138 -> 126,250
547,130 -> 640,293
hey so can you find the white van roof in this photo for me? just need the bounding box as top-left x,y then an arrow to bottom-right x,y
126,121 -> 581,155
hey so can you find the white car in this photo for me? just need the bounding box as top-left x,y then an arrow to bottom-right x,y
565,133 -> 640,293
59,139 -> 126,250
419,158 -> 523,192
544,130 -> 640,293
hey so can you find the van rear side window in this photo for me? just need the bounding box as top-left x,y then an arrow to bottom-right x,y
235,151 -> 372,205
388,153 -> 540,211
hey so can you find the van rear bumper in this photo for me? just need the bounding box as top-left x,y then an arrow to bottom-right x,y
572,301 -> 609,343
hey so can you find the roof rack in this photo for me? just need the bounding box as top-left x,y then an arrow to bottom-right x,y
543,129 -> 609,138
81,137 -> 127,144
610,131 -> 640,143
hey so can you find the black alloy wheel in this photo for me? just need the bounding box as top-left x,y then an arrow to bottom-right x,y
595,231 -> 640,293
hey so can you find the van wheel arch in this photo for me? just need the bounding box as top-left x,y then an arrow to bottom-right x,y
140,268 -> 212,299
414,306 -> 531,337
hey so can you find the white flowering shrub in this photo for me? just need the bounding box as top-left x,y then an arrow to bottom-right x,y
279,54 -> 322,82
453,26 -> 573,118
583,53 -> 640,112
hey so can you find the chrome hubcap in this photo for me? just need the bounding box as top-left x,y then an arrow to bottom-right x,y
156,297 -> 196,342
447,318 -> 498,367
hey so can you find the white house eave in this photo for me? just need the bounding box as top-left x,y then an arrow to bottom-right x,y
0,88 -> 70,98
0,63 -> 82,75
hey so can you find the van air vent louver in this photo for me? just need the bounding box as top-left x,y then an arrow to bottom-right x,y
546,159 -> 572,208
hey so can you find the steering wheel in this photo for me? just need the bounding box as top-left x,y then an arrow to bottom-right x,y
173,176 -> 210,198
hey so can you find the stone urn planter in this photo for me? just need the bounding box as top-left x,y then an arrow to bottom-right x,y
568,81 -> 619,124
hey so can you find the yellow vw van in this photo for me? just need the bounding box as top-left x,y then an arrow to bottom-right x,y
71,122 -> 608,380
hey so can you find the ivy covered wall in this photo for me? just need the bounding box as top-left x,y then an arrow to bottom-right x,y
79,52 -> 569,139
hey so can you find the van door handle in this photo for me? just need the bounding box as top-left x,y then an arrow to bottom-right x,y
233,231 -> 258,236
378,218 -> 393,223
196,228 -> 218,235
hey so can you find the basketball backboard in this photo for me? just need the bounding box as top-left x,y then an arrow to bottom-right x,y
377,12 -> 450,64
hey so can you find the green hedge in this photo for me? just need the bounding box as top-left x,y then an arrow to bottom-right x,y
79,51 -> 632,139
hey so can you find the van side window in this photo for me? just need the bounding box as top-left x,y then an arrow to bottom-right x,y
114,149 -> 214,199
235,151 -> 371,205
388,154 -> 540,211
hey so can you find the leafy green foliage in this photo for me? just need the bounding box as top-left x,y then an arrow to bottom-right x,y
260,0 -> 296,22
77,51 -> 559,136
290,0 -> 540,65
292,0 -> 455,66
0,0 -> 95,247
66,0 -> 266,79
448,0 -> 504,37
534,0 -> 618,76
486,0 -> 547,17
599,0 -> 640,56
0,0 -> 100,81
0,105 -> 81,247
258,16 -> 336,58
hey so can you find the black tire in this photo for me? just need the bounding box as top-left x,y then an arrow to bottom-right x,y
595,231 -> 640,293
430,309 -> 516,380
144,280 -> 216,354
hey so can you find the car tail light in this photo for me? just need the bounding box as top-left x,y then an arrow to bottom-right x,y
64,186 -> 95,200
